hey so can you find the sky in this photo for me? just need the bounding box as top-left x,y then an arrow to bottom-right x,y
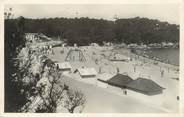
5,4 -> 180,24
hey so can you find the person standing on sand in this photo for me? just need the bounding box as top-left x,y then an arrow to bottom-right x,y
116,67 -> 120,74
161,70 -> 164,78
168,67 -> 170,73
134,66 -> 136,72
99,66 -> 102,74
56,64 -> 59,71
125,90 -> 127,95
123,88 -> 127,95
95,59 -> 98,65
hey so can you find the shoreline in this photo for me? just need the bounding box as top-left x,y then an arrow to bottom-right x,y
113,47 -> 179,69
124,47 -> 179,67
131,52 -> 179,72
132,51 -> 179,67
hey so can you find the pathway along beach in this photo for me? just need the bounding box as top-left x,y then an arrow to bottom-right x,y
48,45 -> 179,113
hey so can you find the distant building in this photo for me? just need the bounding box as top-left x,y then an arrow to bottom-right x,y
90,43 -> 99,47
74,67 -> 97,78
74,43 -> 77,47
109,53 -> 130,62
128,43 -> 138,48
167,42 -> 174,46
25,33 -> 39,42
25,33 -> 51,43
103,42 -> 113,46
39,33 -> 52,41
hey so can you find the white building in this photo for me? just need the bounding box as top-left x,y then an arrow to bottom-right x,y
57,62 -> 72,72
74,67 -> 97,78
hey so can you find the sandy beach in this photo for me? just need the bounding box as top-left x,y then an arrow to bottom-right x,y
47,46 -> 179,113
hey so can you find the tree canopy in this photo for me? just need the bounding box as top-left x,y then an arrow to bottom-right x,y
7,17 -> 179,46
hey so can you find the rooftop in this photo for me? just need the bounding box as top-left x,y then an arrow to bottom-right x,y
107,74 -> 133,88
126,78 -> 165,94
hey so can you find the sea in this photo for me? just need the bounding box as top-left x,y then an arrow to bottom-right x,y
145,48 -> 179,66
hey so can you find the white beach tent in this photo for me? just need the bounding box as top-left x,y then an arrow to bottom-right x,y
57,62 -> 72,71
74,67 -> 97,78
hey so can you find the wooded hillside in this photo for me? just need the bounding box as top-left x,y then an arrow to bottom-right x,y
7,17 -> 179,46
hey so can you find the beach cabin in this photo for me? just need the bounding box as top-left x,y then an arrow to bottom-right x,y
97,73 -> 113,88
57,62 -> 72,72
126,78 -> 165,96
74,67 -> 97,78
106,74 -> 133,94
107,74 -> 133,88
